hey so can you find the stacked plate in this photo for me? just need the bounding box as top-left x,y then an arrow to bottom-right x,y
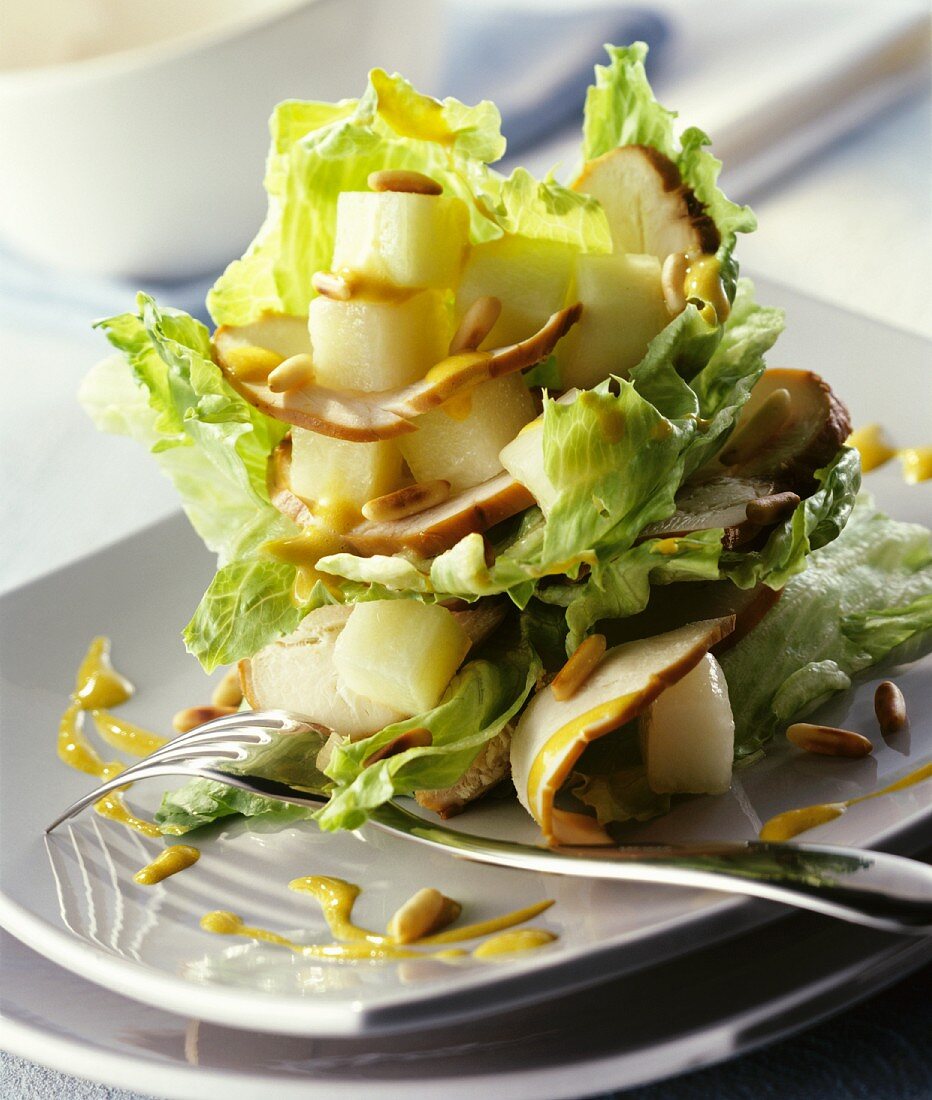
1,281 -> 930,1097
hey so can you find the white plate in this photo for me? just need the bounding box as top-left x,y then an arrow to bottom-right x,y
2,913 -> 930,1100
0,279 -> 930,1041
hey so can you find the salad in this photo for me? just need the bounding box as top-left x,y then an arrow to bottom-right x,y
81,45 -> 932,843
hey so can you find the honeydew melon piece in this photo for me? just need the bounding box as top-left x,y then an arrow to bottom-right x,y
556,252 -> 670,388
510,617 -> 734,844
638,652 -> 734,794
333,192 -> 470,290
572,146 -> 720,258
290,427 -> 405,512
399,374 -> 536,492
334,601 -> 471,716
240,606 -> 405,740
218,304 -> 580,442
309,290 -> 450,391
455,236 -> 577,348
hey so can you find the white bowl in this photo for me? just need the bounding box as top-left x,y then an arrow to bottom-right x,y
0,0 -> 443,279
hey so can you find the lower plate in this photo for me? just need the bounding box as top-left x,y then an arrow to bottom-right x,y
2,907 -> 929,1099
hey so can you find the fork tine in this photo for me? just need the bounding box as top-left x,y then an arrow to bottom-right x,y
46,710 -> 329,833
163,709 -> 317,749
45,762 -> 182,834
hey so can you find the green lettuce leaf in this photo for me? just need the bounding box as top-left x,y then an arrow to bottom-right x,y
487,167 -> 611,251
90,295 -> 292,563
571,766 -> 670,826
682,282 -> 785,474
316,552 -> 434,594
582,43 -> 678,161
842,593 -> 932,661
721,447 -> 861,590
85,295 -> 307,669
156,780 -> 313,834
559,530 -> 724,651
209,70 -> 608,327
183,560 -> 306,673
547,446 -> 857,652
719,496 -> 932,754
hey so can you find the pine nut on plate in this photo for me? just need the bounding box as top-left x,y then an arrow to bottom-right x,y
786,722 -> 873,758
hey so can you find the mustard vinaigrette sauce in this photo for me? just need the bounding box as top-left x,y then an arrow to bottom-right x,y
58,637 -> 162,837
760,762 -> 932,842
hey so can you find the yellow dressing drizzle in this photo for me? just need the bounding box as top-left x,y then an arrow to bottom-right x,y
58,702 -> 122,779
846,425 -> 930,483
74,636 -> 134,710
199,911 -> 420,961
313,498 -> 362,535
899,446 -> 932,484
683,252 -> 730,323
201,880 -> 558,965
472,928 -> 556,959
417,899 -> 554,945
91,710 -> 167,757
222,345 -> 283,382
760,761 -> 932,842
288,876 -> 386,944
262,531 -> 341,567
847,424 -> 897,473
425,350 -> 491,389
262,528 -> 347,604
653,538 -> 680,556
370,69 -> 455,145
58,638 -> 161,839
134,845 -> 200,886
442,391 -> 474,421
94,793 -> 162,838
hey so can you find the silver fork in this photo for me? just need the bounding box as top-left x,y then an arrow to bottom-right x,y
46,709 -> 932,935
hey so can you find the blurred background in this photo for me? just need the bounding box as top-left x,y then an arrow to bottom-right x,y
1,0 -> 929,586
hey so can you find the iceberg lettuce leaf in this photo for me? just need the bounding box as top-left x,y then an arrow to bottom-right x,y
156,780 -> 313,834
209,70 -> 609,327
721,447 -> 861,591
720,496 -> 932,753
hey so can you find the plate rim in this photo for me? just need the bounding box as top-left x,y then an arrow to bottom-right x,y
2,914 -> 929,1100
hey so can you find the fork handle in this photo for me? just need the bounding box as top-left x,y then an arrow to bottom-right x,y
371,802 -> 932,936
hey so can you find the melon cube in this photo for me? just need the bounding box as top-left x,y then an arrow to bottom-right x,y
556,253 -> 670,388
400,374 -> 536,492
309,290 -> 449,392
333,192 -> 470,290
639,653 -> 734,794
290,428 -> 405,511
455,235 -> 577,348
334,600 -> 471,716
